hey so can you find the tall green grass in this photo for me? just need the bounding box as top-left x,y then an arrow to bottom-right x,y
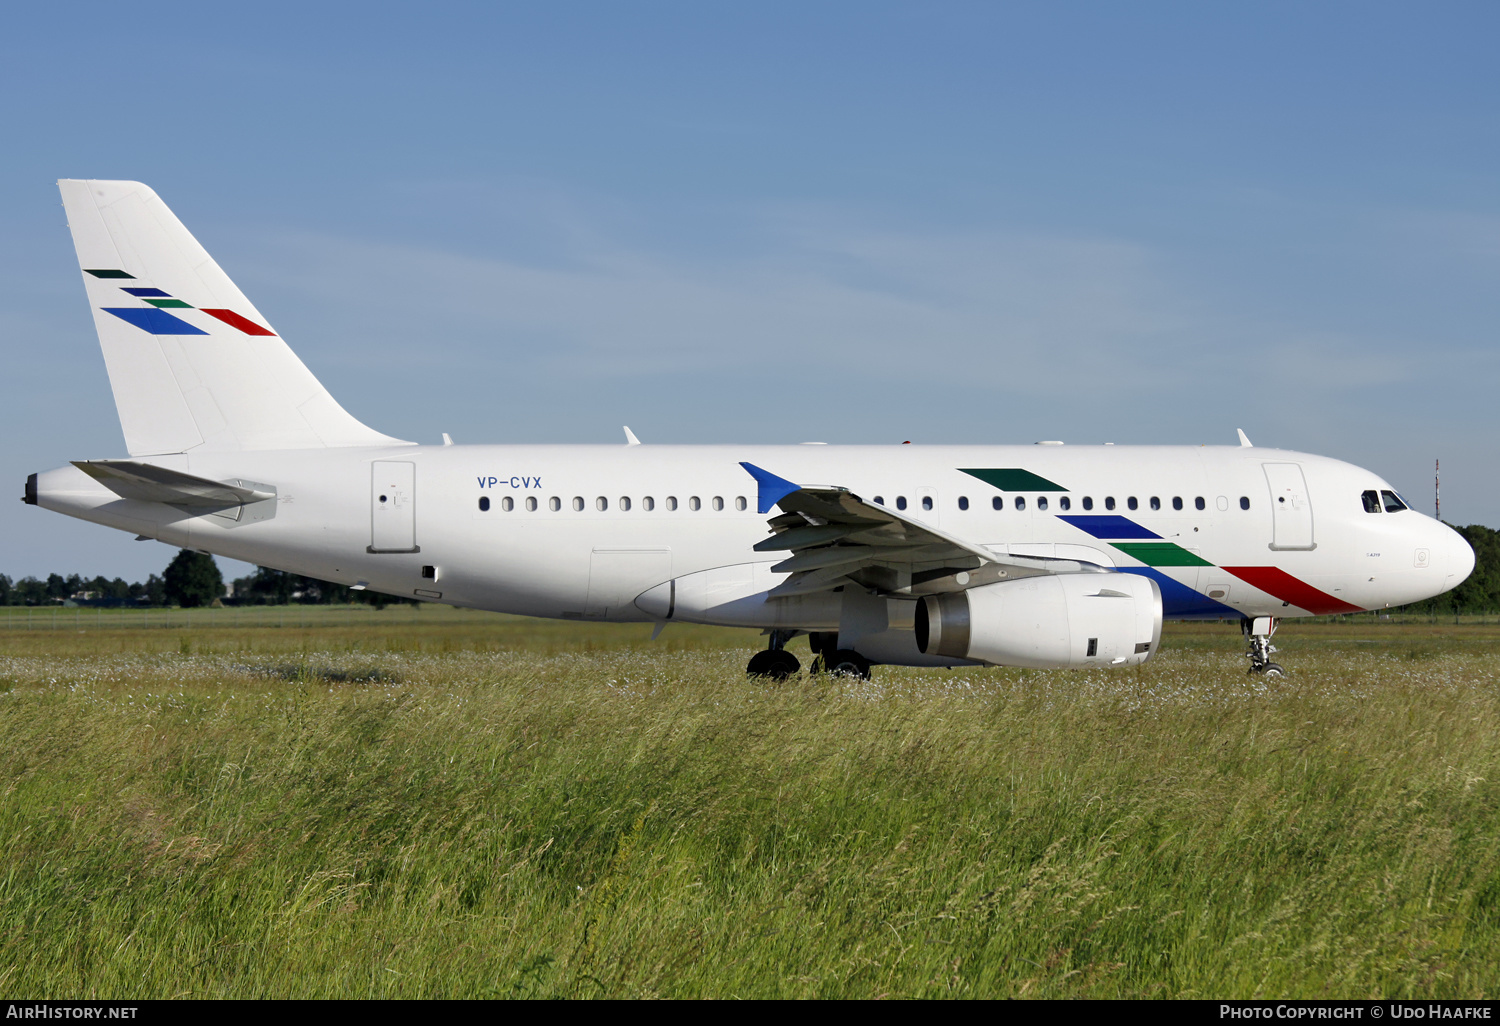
1,622 -> 1498,997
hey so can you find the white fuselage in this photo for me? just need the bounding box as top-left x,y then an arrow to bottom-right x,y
33,442 -> 1474,635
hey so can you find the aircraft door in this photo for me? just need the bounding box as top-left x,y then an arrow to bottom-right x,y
1263,462 -> 1315,550
586,548 -> 672,618
915,486 -> 941,528
370,461 -> 419,553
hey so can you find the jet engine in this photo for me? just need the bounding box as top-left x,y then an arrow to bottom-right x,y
916,573 -> 1162,668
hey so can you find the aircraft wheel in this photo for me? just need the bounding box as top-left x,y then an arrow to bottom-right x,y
824,649 -> 872,680
747,649 -> 801,681
1261,662 -> 1285,678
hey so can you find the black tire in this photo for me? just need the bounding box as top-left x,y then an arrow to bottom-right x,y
747,649 -> 801,681
824,649 -> 871,680
1262,662 -> 1285,678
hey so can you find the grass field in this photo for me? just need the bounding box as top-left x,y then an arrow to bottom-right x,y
2,607 -> 1499,998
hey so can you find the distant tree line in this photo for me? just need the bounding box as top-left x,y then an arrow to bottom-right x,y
0,550 -> 415,610
0,572 -> 167,607
228,565 -> 418,609
6,524 -> 1500,614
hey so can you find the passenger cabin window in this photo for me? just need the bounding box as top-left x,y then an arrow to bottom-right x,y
1150,496 -> 1160,511
992,496 -> 1003,510
573,497 -> 585,511
713,496 -> 724,511
874,496 -> 885,505
643,496 -> 655,511
478,496 -> 490,512
958,496 -> 969,510
736,496 -> 747,511
1195,497 -> 1206,511
1059,497 -> 1071,510
689,496 -> 701,511
619,497 -> 631,511
1127,497 -> 1138,511
666,496 -> 678,511
596,497 -> 608,511
1015,496 -> 1026,511
1037,497 -> 1048,511
548,497 -> 560,511
501,497 -> 513,512
1082,497 -> 1094,510
896,496 -> 907,510
1239,496 -> 1250,510
1382,490 -> 1408,512
1172,497 -> 1183,511
528,497 -> 539,512
921,496 -> 933,511
1104,497 -> 1116,511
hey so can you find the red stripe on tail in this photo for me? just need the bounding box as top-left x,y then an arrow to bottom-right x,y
200,308 -> 275,335
1220,566 -> 1363,615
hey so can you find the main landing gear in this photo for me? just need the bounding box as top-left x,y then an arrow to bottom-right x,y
1243,616 -> 1285,677
746,631 -> 875,682
747,629 -> 801,681
808,632 -> 872,680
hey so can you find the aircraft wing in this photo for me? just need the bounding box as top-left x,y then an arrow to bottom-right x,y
740,462 -> 1109,598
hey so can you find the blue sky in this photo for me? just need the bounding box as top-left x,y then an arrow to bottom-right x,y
2,2 -> 1497,583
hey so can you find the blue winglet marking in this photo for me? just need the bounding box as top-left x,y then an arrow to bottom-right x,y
1056,515 -> 1161,540
739,462 -> 802,514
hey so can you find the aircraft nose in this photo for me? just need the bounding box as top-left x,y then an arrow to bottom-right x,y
1445,524 -> 1476,586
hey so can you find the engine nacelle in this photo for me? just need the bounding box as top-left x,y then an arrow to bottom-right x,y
916,573 -> 1162,668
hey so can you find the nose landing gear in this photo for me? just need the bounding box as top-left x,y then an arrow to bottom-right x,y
1243,616 -> 1284,677
747,629 -> 802,681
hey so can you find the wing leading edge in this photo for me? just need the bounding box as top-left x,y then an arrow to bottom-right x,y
739,462 -> 1109,598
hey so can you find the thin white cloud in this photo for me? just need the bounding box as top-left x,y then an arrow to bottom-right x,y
236,211 -> 1206,394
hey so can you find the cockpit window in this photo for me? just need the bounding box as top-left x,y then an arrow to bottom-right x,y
1361,490 -> 1381,513
1381,490 -> 1409,513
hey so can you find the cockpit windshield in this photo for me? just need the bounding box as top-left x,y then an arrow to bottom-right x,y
1362,490 -> 1381,513
1381,490 -> 1409,513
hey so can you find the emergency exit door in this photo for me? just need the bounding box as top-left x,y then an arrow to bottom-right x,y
1263,462 -> 1315,551
369,461 -> 419,553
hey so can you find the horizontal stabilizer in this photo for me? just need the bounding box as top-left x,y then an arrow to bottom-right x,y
73,460 -> 274,508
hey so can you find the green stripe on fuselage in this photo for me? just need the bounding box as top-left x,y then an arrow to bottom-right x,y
960,468 -> 1067,491
1111,542 -> 1214,567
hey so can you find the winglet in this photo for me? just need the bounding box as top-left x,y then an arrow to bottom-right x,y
1236,428 -> 1253,448
739,462 -> 802,514
624,426 -> 641,446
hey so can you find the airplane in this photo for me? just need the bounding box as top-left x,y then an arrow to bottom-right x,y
25,180 -> 1476,680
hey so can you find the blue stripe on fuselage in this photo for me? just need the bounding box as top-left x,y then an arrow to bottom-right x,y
1118,566 -> 1240,621
1056,515 -> 1160,540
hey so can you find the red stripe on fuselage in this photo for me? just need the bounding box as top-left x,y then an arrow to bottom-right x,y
1220,566 -> 1364,615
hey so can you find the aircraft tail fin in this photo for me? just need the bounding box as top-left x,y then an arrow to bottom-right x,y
58,179 -> 408,455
